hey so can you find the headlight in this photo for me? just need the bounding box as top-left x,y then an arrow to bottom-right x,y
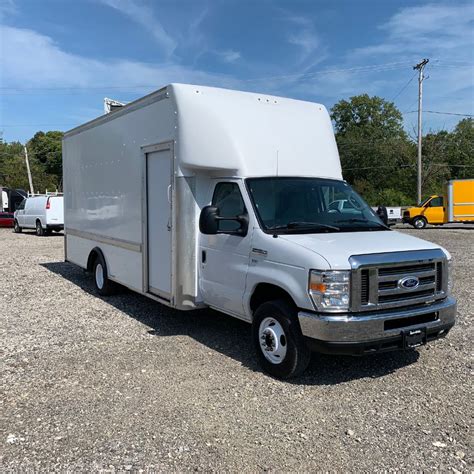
309,270 -> 351,312
447,258 -> 453,294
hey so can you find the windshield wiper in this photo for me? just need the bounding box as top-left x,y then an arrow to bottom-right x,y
270,221 -> 340,231
334,218 -> 390,230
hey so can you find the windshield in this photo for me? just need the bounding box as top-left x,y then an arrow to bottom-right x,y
419,197 -> 431,207
246,177 -> 389,233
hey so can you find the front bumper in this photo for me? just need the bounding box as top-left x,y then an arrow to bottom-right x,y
298,297 -> 456,355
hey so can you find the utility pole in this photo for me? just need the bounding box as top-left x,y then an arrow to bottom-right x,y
23,145 -> 34,195
413,58 -> 429,204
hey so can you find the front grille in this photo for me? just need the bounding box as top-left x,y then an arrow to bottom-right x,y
350,250 -> 447,312
378,263 -> 435,276
379,288 -> 434,303
361,269 -> 369,304
436,262 -> 443,292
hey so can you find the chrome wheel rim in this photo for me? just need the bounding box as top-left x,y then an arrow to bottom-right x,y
258,317 -> 287,364
415,219 -> 424,228
95,263 -> 104,289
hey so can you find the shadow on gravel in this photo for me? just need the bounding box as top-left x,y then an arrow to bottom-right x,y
42,261 -> 420,386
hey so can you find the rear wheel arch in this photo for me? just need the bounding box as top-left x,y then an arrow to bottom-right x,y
88,247 -> 118,296
87,247 -> 105,272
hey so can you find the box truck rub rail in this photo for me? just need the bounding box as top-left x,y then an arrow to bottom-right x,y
63,84 -> 456,379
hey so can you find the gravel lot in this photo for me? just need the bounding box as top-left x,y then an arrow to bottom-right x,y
1,226 -> 472,471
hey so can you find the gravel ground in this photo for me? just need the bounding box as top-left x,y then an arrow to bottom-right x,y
1,226 -> 472,471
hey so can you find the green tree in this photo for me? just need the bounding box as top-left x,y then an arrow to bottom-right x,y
28,131 -> 63,179
0,138 -> 59,192
448,118 -> 474,179
331,94 -> 415,205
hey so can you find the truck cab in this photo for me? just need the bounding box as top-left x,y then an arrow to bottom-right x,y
403,195 -> 445,228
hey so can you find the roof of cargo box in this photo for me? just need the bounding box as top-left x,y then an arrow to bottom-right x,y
64,83 -> 342,179
171,84 -> 342,179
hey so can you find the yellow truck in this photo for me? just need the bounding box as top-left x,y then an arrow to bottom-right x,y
403,179 -> 474,228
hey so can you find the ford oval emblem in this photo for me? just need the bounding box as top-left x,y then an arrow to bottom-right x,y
399,276 -> 420,289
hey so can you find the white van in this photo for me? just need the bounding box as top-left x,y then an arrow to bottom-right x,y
62,84 -> 456,378
14,194 -> 64,236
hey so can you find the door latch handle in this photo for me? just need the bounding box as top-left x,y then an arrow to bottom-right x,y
202,250 -> 207,263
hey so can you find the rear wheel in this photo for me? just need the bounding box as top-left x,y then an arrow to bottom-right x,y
13,220 -> 22,233
93,252 -> 118,296
252,299 -> 311,379
35,220 -> 44,236
412,216 -> 427,229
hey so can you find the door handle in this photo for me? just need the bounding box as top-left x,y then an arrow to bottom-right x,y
202,250 -> 207,264
167,220 -> 171,231
167,185 -> 172,203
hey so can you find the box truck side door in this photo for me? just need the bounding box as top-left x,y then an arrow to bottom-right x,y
146,148 -> 173,300
199,181 -> 252,317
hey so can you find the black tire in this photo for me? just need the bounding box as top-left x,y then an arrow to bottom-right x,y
35,220 -> 44,236
92,252 -> 118,296
412,216 -> 427,229
13,220 -> 22,233
252,299 -> 311,379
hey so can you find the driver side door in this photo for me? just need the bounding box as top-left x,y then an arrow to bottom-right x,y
199,181 -> 252,317
424,197 -> 445,223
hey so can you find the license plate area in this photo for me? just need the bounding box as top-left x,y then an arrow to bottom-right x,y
403,327 -> 427,349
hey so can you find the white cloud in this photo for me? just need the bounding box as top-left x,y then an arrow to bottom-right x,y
346,2 -> 474,131
283,13 -> 327,71
216,49 -> 241,63
99,0 -> 177,57
352,3 -> 474,58
0,25 -> 239,91
288,30 -> 320,57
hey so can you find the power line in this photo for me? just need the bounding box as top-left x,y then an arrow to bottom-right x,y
391,71 -> 418,101
404,110 -> 473,117
0,61 -> 415,93
342,163 -> 474,171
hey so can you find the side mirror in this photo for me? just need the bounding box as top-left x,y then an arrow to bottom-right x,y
199,205 -> 219,235
199,205 -> 249,236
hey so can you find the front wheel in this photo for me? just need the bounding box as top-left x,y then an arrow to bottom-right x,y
412,216 -> 427,229
252,299 -> 311,379
14,220 -> 22,233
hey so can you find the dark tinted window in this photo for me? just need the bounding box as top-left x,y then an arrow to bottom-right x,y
16,199 -> 26,210
430,197 -> 443,207
247,177 -> 386,232
212,182 -> 246,232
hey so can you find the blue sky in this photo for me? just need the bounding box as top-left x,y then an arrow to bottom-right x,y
1,0 -> 473,143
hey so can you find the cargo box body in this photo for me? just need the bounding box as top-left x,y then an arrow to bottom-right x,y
447,179 -> 474,223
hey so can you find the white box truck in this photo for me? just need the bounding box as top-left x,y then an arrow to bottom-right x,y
63,84 -> 456,378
